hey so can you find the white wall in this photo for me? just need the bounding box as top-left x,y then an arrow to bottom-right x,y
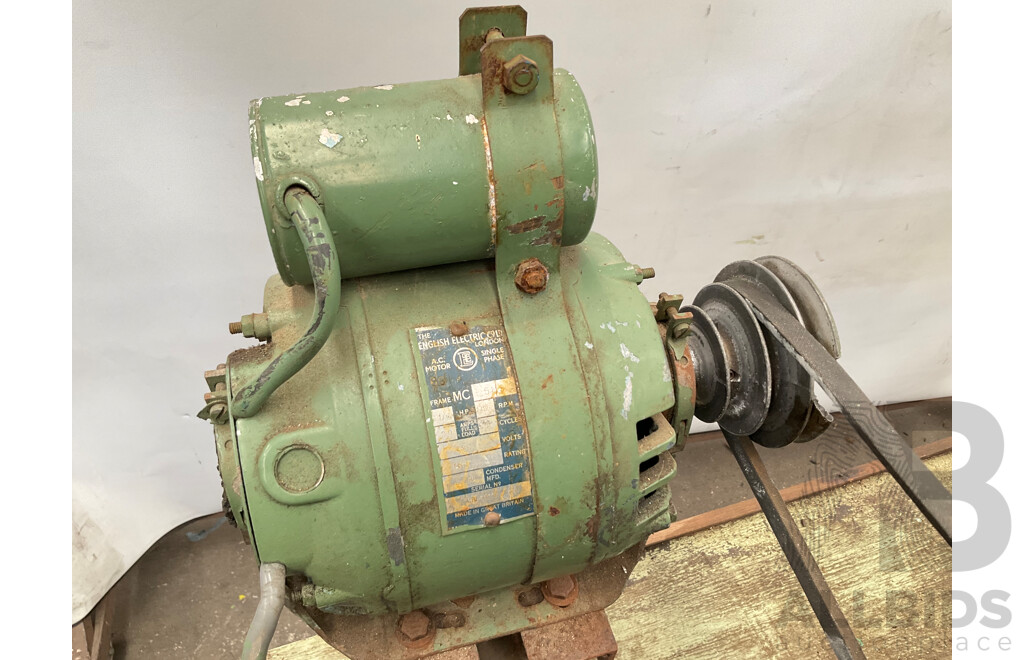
72,0 -> 951,622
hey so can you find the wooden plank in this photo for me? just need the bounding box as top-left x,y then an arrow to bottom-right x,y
272,453 -> 951,659
268,637 -> 352,660
608,453 -> 952,659
646,436 -> 951,547
72,583 -> 120,660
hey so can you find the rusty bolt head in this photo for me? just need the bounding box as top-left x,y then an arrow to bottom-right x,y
484,511 -> 501,526
541,574 -> 579,607
514,258 -> 549,294
503,55 -> 539,95
546,575 -> 576,599
397,610 -> 434,647
449,321 -> 469,337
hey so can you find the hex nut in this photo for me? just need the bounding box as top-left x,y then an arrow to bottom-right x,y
514,258 -> 549,294
541,574 -> 579,607
397,610 -> 434,648
503,54 -> 539,95
546,575 -> 575,599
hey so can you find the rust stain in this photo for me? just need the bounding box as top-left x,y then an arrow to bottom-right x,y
529,215 -> 563,247
548,506 -> 560,516
551,175 -> 564,190
585,511 -> 600,544
507,216 -> 546,234
540,374 -> 554,390
514,258 -> 549,294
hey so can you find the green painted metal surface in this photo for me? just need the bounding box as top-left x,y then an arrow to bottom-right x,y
205,6 -> 695,654
218,234 -> 676,615
459,5 -> 527,75
483,33 -> 601,582
250,71 -> 597,285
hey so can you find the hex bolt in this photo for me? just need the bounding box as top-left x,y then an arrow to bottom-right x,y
514,258 -> 549,294
541,574 -> 579,607
484,511 -> 501,526
396,610 -> 434,648
546,575 -> 575,599
503,54 -> 539,95
238,312 -> 273,341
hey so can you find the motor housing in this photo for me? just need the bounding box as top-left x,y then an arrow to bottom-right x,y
214,234 -> 682,615
201,10 -> 696,653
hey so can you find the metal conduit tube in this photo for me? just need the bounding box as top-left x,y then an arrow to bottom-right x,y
241,563 -> 287,660
232,187 -> 341,418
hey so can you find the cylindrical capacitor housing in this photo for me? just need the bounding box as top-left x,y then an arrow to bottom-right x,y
250,70 -> 598,285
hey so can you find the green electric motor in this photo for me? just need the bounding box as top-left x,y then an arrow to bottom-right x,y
201,7 -> 699,658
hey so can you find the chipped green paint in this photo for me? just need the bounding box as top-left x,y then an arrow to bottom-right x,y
218,234 -> 676,616
249,71 -> 597,285
207,6 -> 685,654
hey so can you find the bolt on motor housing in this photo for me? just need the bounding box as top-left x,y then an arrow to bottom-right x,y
204,5 -> 695,649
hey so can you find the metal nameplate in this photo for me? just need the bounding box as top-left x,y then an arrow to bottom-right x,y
413,323 -> 535,532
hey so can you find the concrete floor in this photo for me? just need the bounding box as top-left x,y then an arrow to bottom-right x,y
80,398 -> 950,659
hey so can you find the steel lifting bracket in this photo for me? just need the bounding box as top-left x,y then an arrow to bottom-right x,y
459,5 -> 528,76
472,10 -> 601,582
